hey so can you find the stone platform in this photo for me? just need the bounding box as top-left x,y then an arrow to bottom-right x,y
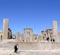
0,40 -> 60,50
0,40 -> 60,55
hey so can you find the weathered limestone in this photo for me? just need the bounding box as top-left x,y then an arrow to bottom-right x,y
3,19 -> 8,40
16,32 -> 20,41
24,28 -> 33,42
16,32 -> 24,42
0,31 -> 3,41
32,34 -> 38,42
52,21 -> 58,42
0,18 -> 60,43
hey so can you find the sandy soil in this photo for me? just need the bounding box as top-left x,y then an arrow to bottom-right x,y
0,48 -> 60,55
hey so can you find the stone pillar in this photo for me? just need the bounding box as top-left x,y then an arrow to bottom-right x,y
16,32 -> 20,41
3,19 -> 8,40
24,28 -> 33,42
52,21 -> 58,42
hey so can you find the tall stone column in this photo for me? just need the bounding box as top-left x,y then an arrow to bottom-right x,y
16,32 -> 20,41
3,19 -> 8,40
52,21 -> 58,42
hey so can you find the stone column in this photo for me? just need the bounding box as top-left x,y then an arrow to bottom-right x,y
24,28 -> 33,42
52,21 -> 58,42
16,32 -> 20,41
3,19 -> 8,40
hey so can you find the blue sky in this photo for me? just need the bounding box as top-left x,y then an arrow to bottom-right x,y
0,0 -> 60,34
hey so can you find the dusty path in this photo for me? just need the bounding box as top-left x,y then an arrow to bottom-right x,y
0,49 -> 60,55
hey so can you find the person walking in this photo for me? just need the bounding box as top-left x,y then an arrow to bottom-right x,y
14,44 -> 18,53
